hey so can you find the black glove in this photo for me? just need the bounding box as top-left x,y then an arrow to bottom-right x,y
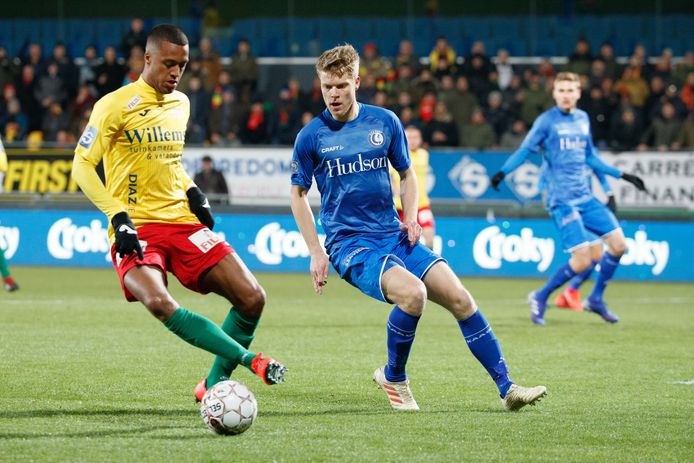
606,193 -> 617,214
187,187 -> 215,229
490,171 -> 505,191
111,212 -> 144,260
621,173 -> 647,192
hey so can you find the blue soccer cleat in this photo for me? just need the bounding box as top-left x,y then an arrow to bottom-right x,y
583,299 -> 620,323
528,291 -> 547,325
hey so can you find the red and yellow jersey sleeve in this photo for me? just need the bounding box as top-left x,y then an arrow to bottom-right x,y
411,148 -> 431,208
391,148 -> 431,211
73,76 -> 197,240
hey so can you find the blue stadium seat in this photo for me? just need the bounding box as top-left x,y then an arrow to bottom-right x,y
489,16 -> 524,41
342,17 -> 374,45
287,18 -> 316,56
534,40 -> 559,58
13,19 -> 35,46
373,18 -> 404,57
1,14 -> 691,60
316,17 -> 345,51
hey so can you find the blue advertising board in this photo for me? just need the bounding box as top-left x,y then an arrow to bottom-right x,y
0,210 -> 690,282
428,151 -> 542,203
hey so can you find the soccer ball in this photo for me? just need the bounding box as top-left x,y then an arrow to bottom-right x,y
200,380 -> 258,435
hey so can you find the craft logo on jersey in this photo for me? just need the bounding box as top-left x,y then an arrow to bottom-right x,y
78,125 -> 98,148
325,153 -> 388,178
320,145 -> 344,153
368,129 -> 385,147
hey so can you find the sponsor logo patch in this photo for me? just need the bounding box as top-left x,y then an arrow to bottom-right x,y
290,160 -> 299,174
78,125 -> 98,149
188,228 -> 222,253
127,95 -> 142,110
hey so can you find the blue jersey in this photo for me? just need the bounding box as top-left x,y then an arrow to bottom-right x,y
291,103 -> 410,254
501,107 -> 620,208
538,162 -> 612,206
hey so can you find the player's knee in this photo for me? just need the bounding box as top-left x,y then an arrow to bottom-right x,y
609,239 -> 627,257
141,294 -> 177,321
571,251 -> 592,272
446,287 -> 477,319
239,285 -> 266,318
404,282 -> 427,315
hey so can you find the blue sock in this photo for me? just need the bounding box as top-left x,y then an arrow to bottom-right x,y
458,311 -> 513,397
384,306 -> 420,382
589,252 -> 621,302
536,263 -> 577,302
569,260 -> 597,290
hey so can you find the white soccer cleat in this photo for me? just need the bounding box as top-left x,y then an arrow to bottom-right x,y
373,366 -> 420,411
501,384 -> 547,411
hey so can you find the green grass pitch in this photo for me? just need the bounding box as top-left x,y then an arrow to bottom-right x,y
0,266 -> 692,462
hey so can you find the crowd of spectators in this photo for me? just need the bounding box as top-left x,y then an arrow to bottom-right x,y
1,19 -> 693,152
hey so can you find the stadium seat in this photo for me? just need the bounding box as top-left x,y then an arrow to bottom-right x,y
287,18 -> 317,56
373,18 -> 404,57
316,17 -> 345,51
2,14 -> 691,61
343,17 -> 374,44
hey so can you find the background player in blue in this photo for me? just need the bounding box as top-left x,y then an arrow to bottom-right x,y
539,162 -> 617,312
490,72 -> 647,326
551,166 -> 617,311
290,44 -> 546,412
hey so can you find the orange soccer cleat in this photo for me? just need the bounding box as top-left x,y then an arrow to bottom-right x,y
555,288 -> 583,311
194,377 -> 207,402
250,353 -> 287,385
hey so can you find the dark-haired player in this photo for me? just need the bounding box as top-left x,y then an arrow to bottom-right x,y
72,25 -> 286,398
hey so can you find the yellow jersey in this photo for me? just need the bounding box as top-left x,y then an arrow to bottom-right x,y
0,137 -> 7,173
73,76 -> 197,240
390,147 -> 431,211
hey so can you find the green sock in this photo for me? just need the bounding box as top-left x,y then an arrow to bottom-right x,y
206,307 -> 260,387
0,248 -> 10,278
164,307 -> 256,368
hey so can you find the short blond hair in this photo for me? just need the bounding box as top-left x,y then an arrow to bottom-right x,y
554,72 -> 581,88
316,44 -> 359,78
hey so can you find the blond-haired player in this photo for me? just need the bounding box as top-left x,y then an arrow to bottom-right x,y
291,44 -> 546,412
490,72 -> 647,325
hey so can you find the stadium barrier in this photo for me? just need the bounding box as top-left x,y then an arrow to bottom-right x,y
2,148 -> 692,210
0,209 -> 689,282
182,148 -> 693,210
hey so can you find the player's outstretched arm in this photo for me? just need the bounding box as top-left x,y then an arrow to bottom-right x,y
186,186 -> 215,229
490,171 -> 505,191
594,170 -> 617,213
490,147 -> 533,191
290,185 -> 329,295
